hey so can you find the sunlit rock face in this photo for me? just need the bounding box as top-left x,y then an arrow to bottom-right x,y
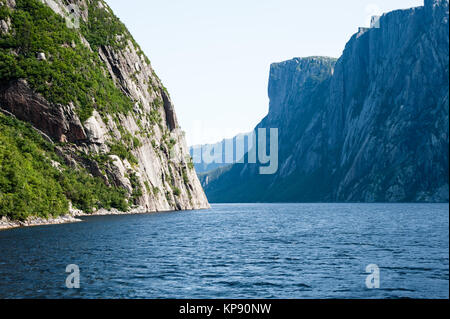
0,0 -> 209,212
202,0 -> 449,203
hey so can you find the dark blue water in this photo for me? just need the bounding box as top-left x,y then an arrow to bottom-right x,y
0,204 -> 448,299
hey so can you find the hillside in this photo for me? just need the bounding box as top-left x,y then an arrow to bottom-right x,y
0,0 -> 209,222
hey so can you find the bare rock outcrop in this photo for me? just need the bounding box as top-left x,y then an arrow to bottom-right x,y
0,79 -> 87,143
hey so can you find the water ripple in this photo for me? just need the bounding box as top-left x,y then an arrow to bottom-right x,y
0,203 -> 448,299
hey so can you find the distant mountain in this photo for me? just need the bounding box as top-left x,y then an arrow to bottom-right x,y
189,132 -> 253,174
201,0 -> 449,203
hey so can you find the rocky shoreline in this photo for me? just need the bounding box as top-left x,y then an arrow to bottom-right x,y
0,206 -> 177,231
0,215 -> 82,231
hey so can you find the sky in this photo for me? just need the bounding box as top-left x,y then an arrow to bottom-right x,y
105,0 -> 424,146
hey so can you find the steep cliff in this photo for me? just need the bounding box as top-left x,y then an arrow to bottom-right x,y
0,0 -> 209,221
202,0 -> 449,203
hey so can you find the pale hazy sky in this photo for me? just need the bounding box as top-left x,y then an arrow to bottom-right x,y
105,0 -> 424,146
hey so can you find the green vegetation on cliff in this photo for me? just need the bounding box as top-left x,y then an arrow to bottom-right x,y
0,0 -> 143,220
0,0 -> 192,221
0,113 -> 128,221
0,0 -> 133,122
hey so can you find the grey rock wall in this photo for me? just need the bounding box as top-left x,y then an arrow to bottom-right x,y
203,0 -> 449,203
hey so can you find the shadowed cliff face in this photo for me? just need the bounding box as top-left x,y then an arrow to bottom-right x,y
202,0 -> 449,203
0,0 -> 209,213
0,79 -> 87,143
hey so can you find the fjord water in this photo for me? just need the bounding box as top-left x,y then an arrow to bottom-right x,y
0,204 -> 448,299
